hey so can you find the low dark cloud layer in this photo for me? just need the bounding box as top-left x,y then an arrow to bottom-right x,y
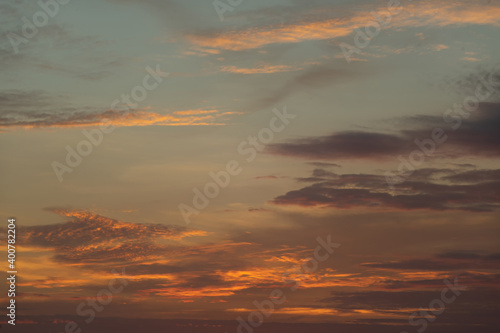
268,102 -> 500,159
272,167 -> 500,211
0,90 -> 231,130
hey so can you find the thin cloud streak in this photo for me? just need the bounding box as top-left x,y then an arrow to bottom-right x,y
186,0 -> 500,52
0,108 -> 234,130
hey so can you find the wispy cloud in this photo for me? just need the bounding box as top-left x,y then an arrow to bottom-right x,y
220,64 -> 299,74
0,91 -> 235,130
1,108 -> 232,130
186,0 -> 500,53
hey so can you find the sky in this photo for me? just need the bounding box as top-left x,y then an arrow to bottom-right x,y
0,0 -> 499,332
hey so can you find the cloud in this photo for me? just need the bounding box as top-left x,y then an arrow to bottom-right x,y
380,272 -> 500,290
108,0 -> 209,33
0,90 -> 234,130
361,253 -> 500,271
220,64 -> 300,74
268,102 -> 500,160
0,89 -> 60,109
319,288 -> 500,324
1,108 -> 230,130
247,65 -> 358,110
0,11 -> 118,78
186,0 -> 500,53
21,208 -> 204,263
271,167 -> 500,212
253,175 -> 288,181
453,68 -> 500,95
7,315 -> 487,333
14,208 -> 348,300
307,162 -> 342,168
270,132 -> 411,159
436,251 -> 500,261
443,169 -> 500,183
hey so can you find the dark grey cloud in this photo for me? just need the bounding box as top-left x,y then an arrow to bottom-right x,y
268,102 -> 500,159
452,68 -> 500,97
443,169 -> 500,183
320,288 -> 500,330
362,259 -> 462,271
380,272 -> 500,290
296,168 -> 341,182
272,167 -> 500,211
307,161 -> 342,168
270,131 -> 411,159
320,290 -> 458,310
361,254 -> 500,271
436,251 -> 500,261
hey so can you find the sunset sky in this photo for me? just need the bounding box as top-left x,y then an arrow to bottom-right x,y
0,0 -> 499,332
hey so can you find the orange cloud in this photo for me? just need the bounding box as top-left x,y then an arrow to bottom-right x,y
220,64 -> 299,74
172,109 -> 219,116
0,108 -> 234,131
461,56 -> 480,62
186,1 -> 500,52
20,208 -> 206,266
